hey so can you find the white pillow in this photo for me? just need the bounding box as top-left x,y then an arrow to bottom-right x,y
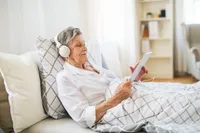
0,52 -> 47,133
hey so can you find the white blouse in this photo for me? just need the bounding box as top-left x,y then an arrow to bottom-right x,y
56,61 -> 117,128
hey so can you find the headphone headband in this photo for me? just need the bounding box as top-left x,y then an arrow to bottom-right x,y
54,34 -> 62,48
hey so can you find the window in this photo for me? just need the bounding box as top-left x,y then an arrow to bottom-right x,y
184,0 -> 200,24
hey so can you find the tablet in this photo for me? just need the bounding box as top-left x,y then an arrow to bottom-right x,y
130,52 -> 152,81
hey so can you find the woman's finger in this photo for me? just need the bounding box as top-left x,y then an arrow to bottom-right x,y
129,61 -> 140,73
129,66 -> 134,73
125,80 -> 131,84
144,66 -> 148,72
124,80 -> 131,86
142,66 -> 148,74
141,67 -> 146,73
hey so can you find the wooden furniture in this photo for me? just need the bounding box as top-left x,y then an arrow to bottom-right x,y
137,0 -> 174,78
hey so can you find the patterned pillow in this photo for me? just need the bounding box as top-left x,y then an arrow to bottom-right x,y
37,36 -> 67,119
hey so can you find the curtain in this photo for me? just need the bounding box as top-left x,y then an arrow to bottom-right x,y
86,0 -> 137,77
174,0 -> 188,76
174,0 -> 200,76
0,0 -> 87,54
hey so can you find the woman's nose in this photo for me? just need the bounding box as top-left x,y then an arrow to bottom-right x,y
83,45 -> 87,51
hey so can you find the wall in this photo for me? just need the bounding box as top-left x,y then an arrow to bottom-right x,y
0,0 -> 10,53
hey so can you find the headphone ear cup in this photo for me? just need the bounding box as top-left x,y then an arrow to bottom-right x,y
59,45 -> 70,58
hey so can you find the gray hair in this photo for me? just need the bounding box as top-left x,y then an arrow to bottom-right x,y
57,27 -> 82,46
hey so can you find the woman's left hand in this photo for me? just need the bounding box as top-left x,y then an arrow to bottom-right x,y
129,62 -> 148,82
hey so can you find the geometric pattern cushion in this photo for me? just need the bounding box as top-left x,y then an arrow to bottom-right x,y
37,36 -> 67,119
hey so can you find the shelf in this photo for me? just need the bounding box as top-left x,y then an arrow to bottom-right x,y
138,0 -> 174,78
140,18 -> 170,21
143,73 -> 173,79
140,0 -> 168,3
141,38 -> 171,40
150,55 -> 172,58
140,55 -> 172,59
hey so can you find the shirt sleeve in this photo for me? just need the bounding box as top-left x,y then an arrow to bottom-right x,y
56,74 -> 96,128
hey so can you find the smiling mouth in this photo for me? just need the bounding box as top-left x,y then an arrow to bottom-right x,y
81,51 -> 87,55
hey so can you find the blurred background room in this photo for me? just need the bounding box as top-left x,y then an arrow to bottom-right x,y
0,0 -> 200,83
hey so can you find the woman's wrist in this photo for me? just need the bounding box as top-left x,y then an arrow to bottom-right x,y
100,95 -> 121,111
95,92 -> 123,122
109,95 -> 122,107
95,96 -> 120,121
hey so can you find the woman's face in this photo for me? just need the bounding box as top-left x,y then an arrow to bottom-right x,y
68,34 -> 88,64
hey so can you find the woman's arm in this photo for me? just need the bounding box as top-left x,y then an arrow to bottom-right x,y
57,75 -> 97,128
57,73 -> 132,127
95,95 -> 120,121
95,79 -> 132,122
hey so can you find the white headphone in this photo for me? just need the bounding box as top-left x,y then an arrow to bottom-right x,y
54,34 -> 70,58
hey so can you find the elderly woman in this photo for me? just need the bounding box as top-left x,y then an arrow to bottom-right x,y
56,27 -> 200,132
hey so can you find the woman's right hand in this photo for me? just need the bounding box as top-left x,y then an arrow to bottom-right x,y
114,79 -> 132,103
95,79 -> 132,121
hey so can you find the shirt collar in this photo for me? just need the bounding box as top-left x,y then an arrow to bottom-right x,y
63,60 -> 102,76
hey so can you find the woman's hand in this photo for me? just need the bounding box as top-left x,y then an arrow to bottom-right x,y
129,62 -> 148,82
95,80 -> 132,122
114,79 -> 132,103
